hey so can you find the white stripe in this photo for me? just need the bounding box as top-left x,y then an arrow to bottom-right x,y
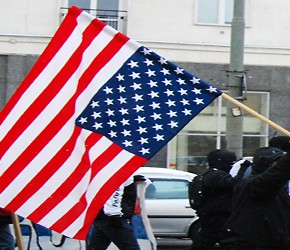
0,13 -> 91,141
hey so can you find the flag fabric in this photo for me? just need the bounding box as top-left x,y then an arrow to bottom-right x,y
0,6 -> 222,240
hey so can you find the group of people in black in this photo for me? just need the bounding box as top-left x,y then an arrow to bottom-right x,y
191,136 -> 290,250
84,135 -> 290,250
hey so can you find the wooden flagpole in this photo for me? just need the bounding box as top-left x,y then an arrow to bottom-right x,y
11,213 -> 25,250
221,93 -> 290,137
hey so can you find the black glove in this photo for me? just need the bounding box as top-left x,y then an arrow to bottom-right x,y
240,159 -> 252,169
107,215 -> 123,228
235,159 -> 252,179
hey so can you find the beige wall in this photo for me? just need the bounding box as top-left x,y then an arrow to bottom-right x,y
1,0 -> 290,66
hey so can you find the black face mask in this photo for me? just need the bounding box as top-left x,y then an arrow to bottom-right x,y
207,149 -> 237,172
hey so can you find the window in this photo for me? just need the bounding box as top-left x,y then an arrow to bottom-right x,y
196,0 -> 234,25
145,179 -> 189,200
64,0 -> 127,33
68,0 -> 91,9
96,0 -> 120,30
68,0 -> 119,11
97,0 -> 118,11
168,91 -> 270,174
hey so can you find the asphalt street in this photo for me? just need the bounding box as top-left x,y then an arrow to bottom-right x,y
157,238 -> 191,250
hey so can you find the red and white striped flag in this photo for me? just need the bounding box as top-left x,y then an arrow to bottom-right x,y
0,6 -> 221,239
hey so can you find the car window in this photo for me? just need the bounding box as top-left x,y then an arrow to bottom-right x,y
145,178 -> 189,199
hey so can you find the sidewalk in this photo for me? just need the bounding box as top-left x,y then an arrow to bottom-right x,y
12,220 -> 152,250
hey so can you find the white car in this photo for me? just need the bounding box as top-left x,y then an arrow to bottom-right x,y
135,167 -> 199,240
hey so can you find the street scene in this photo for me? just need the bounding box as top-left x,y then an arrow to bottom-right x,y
1,0 -> 290,249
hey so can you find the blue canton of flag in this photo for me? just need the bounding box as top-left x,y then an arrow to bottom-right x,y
76,46 -> 221,159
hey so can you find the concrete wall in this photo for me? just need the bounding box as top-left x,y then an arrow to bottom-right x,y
0,55 -> 38,107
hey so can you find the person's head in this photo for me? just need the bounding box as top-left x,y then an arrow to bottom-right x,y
269,136 -> 290,151
207,149 -> 237,172
252,146 -> 285,175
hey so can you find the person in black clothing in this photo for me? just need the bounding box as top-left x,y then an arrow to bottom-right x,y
0,208 -> 15,250
191,149 -> 249,250
268,136 -> 290,248
222,146 -> 290,249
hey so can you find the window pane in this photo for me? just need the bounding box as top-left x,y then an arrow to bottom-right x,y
68,0 -> 90,9
97,0 -> 119,30
225,0 -> 234,24
197,0 -> 219,24
243,137 -> 262,157
242,92 -> 269,136
145,179 -> 189,199
97,0 -> 118,10
182,98 -> 220,132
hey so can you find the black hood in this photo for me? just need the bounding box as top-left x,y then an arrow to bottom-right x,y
252,147 -> 285,175
207,149 -> 237,172
269,136 -> 290,151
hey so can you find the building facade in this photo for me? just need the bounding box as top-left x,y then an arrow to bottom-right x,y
1,0 -> 290,173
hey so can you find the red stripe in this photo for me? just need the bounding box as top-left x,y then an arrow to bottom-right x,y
73,156 -> 148,240
0,9 -> 80,124
0,20 -> 105,159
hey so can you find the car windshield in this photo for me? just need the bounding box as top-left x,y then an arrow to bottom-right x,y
145,178 -> 189,199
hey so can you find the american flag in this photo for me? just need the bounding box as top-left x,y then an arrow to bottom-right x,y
0,6 -> 221,239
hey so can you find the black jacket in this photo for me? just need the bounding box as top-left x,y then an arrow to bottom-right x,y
198,166 -> 247,216
223,154 -> 290,249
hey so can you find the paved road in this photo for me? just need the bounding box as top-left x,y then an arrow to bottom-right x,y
157,238 -> 191,250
